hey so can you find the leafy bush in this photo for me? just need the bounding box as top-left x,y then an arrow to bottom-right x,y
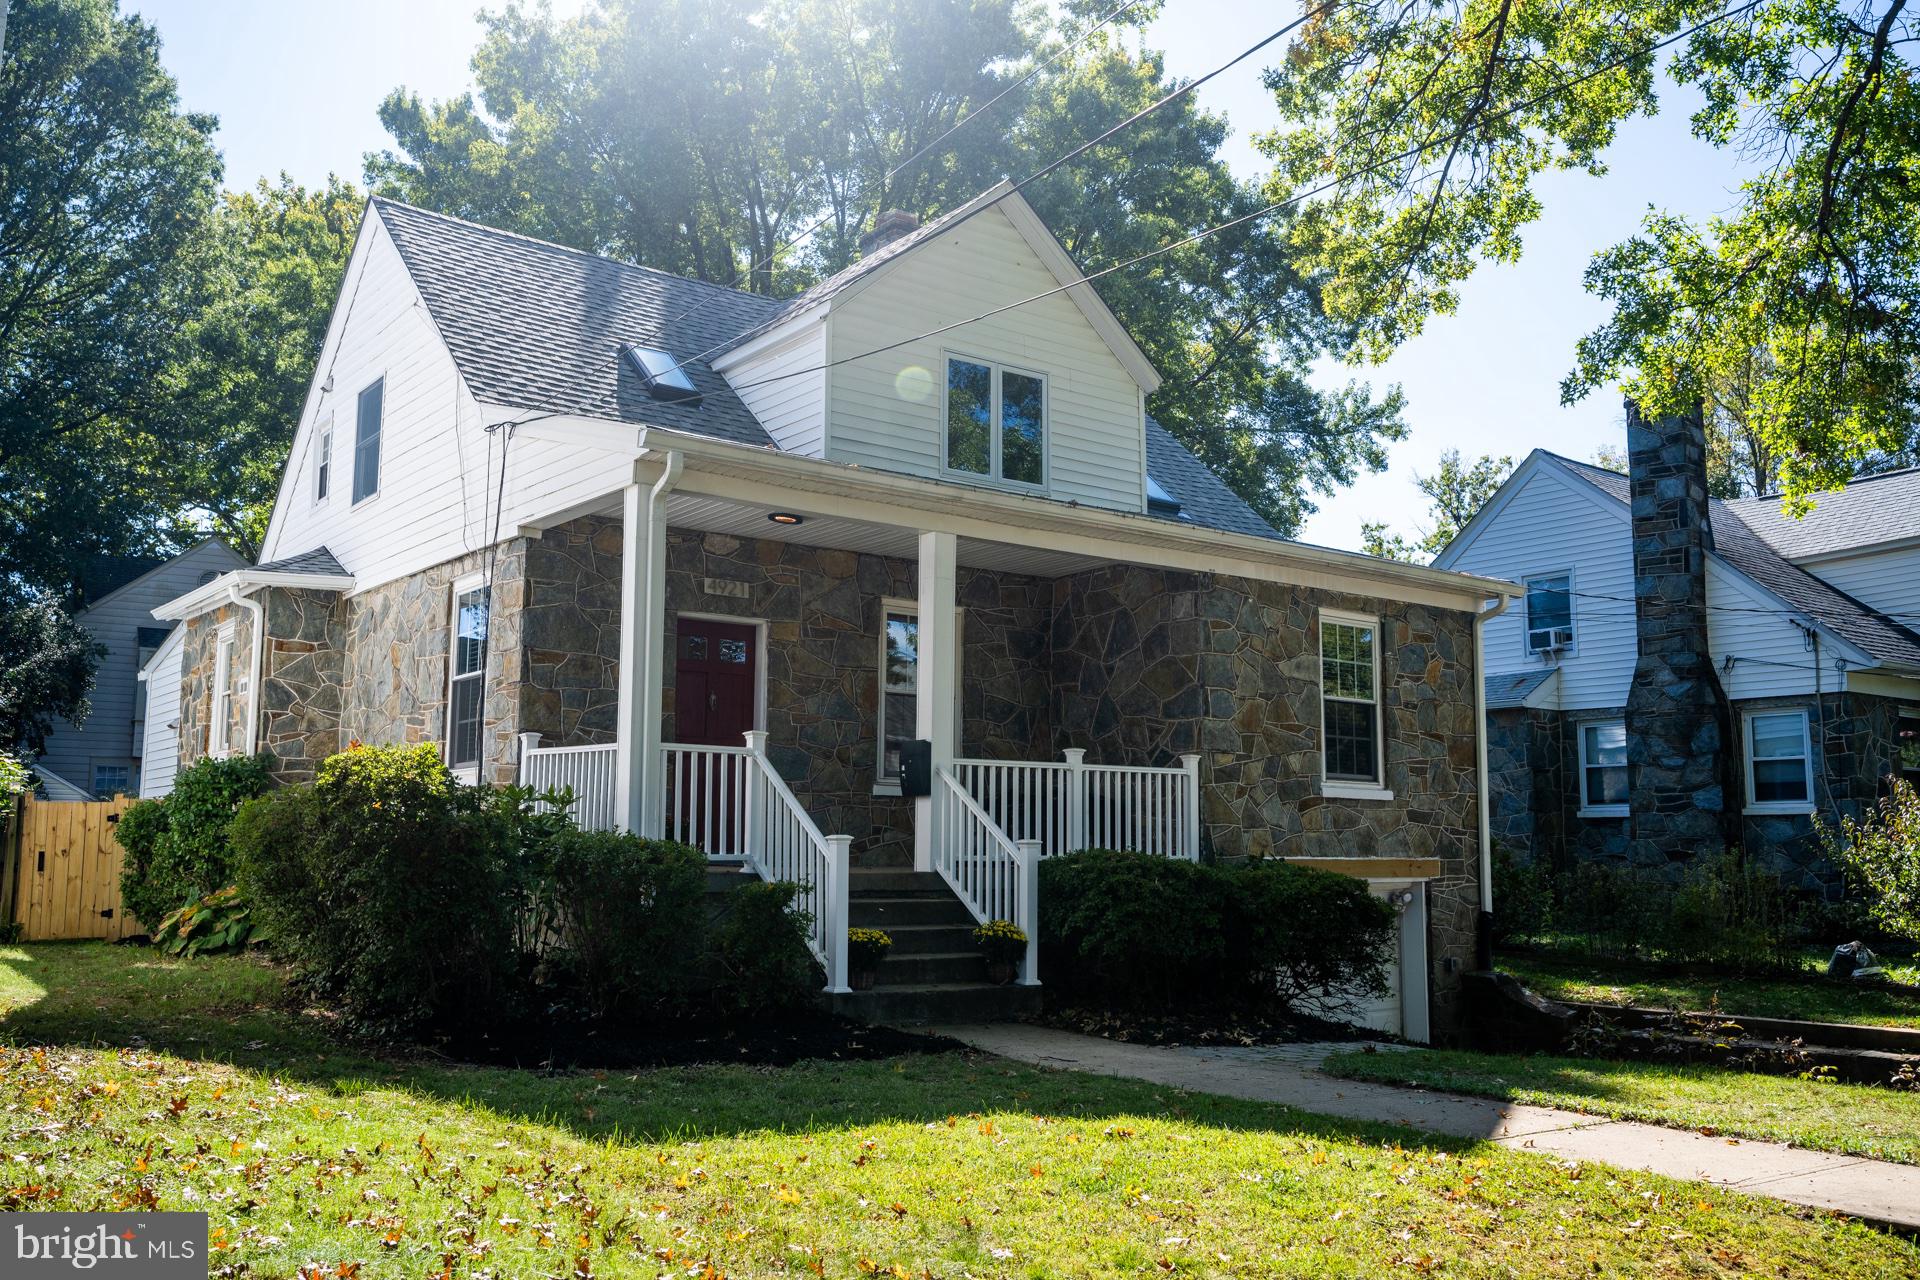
119,754 -> 273,929
1546,850 -> 1825,971
1039,850 -> 1396,1015
713,881 -> 818,1015
847,927 -> 893,971
152,886 -> 253,957
232,743 -> 523,1037
1822,778 -> 1920,944
1490,843 -> 1553,945
535,829 -> 705,1016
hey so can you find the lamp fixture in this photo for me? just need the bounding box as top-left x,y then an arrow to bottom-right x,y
767,511 -> 804,526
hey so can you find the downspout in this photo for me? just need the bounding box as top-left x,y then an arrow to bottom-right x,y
225,584 -> 267,757
1474,591 -> 1512,969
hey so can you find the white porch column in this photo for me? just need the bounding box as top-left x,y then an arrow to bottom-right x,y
913,530 -> 959,873
613,483 -> 650,833
637,464 -> 675,836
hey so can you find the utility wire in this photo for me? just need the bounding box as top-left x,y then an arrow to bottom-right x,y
720,0 -> 1769,398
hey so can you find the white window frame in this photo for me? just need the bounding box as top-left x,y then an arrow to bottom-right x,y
210,621 -> 237,758
1319,607 -> 1392,801
1522,569 -> 1576,657
873,597 -> 964,796
92,763 -> 133,798
1744,707 -> 1815,815
314,416 -> 333,504
350,375 -> 385,507
939,352 -> 1049,492
1575,717 -> 1629,818
445,572 -> 489,782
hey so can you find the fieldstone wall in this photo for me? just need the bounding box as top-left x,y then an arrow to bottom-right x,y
1048,562 -> 1483,1032
520,518 -> 624,746
256,587 -> 348,783
1485,707 -> 1569,868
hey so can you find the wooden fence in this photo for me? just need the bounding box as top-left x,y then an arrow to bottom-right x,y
5,795 -> 142,942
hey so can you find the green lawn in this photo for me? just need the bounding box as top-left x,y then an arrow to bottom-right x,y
1502,948 -> 1920,1029
4,945 -> 1917,1277
1323,1047 -> 1920,1166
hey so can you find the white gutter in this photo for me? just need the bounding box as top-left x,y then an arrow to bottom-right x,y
1474,593 -> 1511,928
225,584 -> 267,757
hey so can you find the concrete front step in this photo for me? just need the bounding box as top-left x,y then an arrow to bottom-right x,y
877,949 -> 987,986
830,981 -> 1042,1026
849,868 -> 951,894
850,895 -> 976,928
880,923 -> 979,955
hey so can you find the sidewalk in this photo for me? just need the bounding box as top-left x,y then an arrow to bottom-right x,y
934,1022 -> 1920,1233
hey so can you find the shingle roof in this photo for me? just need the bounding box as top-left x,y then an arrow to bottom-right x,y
1485,667 -> 1558,710
1552,455 -> 1920,669
373,198 -> 782,448
255,546 -> 349,578
1143,420 -> 1281,541
1725,468 -> 1920,560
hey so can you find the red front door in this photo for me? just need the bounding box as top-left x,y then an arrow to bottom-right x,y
674,618 -> 758,745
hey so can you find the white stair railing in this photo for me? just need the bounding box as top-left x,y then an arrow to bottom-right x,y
951,750 -> 1202,859
660,742 -> 754,857
518,735 -> 619,831
934,768 -> 1041,985
735,731 -> 851,993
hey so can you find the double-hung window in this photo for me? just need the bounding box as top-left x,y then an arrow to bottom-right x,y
447,581 -> 489,775
1524,571 -> 1574,655
945,356 -> 1045,487
1577,719 -> 1629,816
210,623 -> 236,757
1745,709 -> 1814,812
875,600 -> 962,792
315,417 -> 332,502
352,378 -> 384,504
1320,610 -> 1385,795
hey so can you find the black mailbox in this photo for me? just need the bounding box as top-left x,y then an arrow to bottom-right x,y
899,739 -> 933,797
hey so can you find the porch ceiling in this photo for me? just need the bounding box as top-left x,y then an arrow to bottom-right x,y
658,492 -> 1114,578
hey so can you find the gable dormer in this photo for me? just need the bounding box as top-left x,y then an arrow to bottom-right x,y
713,184 -> 1161,515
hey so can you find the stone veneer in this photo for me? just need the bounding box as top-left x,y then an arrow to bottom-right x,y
256,588 -> 348,782
179,603 -> 254,768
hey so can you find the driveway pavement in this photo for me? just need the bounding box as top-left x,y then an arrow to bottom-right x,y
934,1022 -> 1920,1234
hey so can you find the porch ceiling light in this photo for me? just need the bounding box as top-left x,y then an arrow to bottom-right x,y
768,511 -> 805,526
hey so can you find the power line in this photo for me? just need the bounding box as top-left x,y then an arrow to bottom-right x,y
722,0 -> 1768,398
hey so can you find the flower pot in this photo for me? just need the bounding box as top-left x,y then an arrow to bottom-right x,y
985,960 -> 1018,986
851,968 -> 878,991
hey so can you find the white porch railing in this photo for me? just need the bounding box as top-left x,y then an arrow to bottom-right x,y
518,736 -> 619,831
934,768 -> 1041,984
951,748 -> 1201,859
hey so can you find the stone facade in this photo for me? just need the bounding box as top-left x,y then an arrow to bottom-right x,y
256,588 -> 348,783
1623,403 -> 1739,863
179,603 -> 252,768
1486,707 -> 1567,868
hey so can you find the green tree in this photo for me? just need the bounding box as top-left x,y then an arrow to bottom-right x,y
366,0 -> 1405,534
0,0 -> 221,596
1361,450 -> 1514,562
1261,0 -> 1920,510
0,586 -> 102,754
159,177 -> 362,557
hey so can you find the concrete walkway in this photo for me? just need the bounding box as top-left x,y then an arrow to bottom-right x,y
935,1022 -> 1920,1233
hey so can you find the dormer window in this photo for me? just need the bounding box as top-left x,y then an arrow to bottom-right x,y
945,356 -> 1045,487
1146,474 -> 1183,518
625,344 -> 702,404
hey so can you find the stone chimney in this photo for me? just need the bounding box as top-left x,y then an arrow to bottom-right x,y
859,208 -> 919,258
1622,399 -> 1737,864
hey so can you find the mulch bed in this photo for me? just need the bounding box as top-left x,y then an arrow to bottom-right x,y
1030,1002 -> 1379,1048
434,1012 -> 963,1072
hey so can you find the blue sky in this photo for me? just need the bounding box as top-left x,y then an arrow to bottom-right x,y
128,0 -> 1752,551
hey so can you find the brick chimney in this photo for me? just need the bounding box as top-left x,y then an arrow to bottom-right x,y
859,208 -> 919,258
1622,399 -> 1737,864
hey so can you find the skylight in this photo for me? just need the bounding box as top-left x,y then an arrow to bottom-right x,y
1146,473 -> 1183,517
624,344 -> 702,404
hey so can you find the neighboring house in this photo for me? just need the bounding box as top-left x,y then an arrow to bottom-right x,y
1436,408 -> 1920,891
153,189 -> 1519,1037
136,625 -> 188,798
35,540 -> 245,798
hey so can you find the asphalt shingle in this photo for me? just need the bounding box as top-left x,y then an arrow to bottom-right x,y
1725,469 -> 1920,560
254,546 -> 350,578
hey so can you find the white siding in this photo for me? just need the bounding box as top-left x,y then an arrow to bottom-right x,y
1707,561 -> 1822,700
139,629 -> 185,798
37,540 -> 244,792
825,206 -> 1146,512
1441,464 -> 1637,710
1803,546 -> 1920,628
722,319 -> 827,455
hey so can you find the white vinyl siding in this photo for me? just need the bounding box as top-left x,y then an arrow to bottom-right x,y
1801,546 -> 1920,629
722,321 -> 827,455
139,629 -> 185,798
825,205 -> 1145,512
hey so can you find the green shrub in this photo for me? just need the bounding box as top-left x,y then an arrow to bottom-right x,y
119,754 -> 273,929
713,881 -> 818,1015
1546,850 -> 1823,971
1224,859 -> 1397,1015
1490,843 -> 1554,946
232,743 -> 523,1037
535,829 -> 705,1016
152,885 -> 253,957
1822,778 -> 1920,944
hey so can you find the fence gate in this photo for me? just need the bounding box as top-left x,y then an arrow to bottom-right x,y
8,796 -> 142,942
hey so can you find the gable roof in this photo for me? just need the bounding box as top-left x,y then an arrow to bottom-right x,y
254,546 -> 349,577
1485,667 -> 1559,710
1549,454 -> 1920,670
1724,468 -> 1920,561
73,539 -> 244,617
372,198 -> 781,449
